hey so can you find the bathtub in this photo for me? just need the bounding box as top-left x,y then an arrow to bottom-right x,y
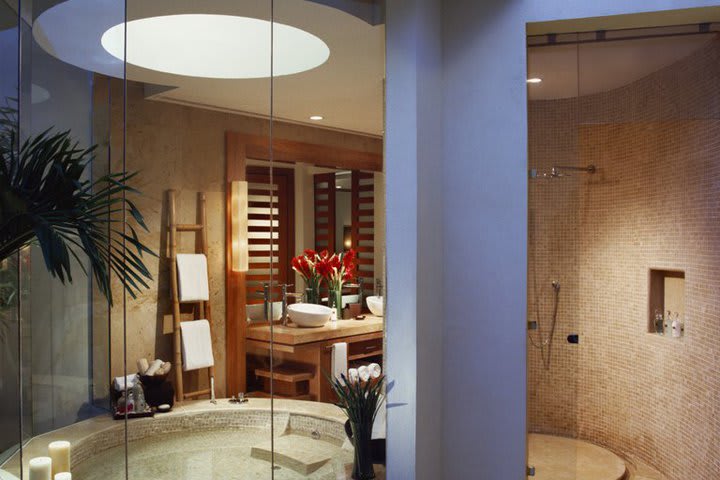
2,399 -> 357,479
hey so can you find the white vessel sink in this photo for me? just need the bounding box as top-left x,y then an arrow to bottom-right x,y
287,303 -> 332,328
366,296 -> 383,317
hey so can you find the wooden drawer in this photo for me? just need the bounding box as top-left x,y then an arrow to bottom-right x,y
348,338 -> 383,361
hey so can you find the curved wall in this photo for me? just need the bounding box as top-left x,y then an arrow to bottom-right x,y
528,37 -> 720,479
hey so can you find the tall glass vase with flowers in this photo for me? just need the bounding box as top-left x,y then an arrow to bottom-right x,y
291,249 -> 322,304
327,365 -> 385,480
317,249 -> 356,313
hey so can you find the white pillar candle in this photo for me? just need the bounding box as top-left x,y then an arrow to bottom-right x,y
54,474 -> 72,480
48,441 -> 71,476
28,457 -> 52,480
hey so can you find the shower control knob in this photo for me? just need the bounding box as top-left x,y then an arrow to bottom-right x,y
567,334 -> 579,344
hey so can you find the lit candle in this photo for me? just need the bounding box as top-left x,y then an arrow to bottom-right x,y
54,474 -> 72,480
48,441 -> 71,476
28,457 -> 52,480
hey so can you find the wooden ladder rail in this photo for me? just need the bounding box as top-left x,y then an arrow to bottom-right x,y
168,190 -> 215,402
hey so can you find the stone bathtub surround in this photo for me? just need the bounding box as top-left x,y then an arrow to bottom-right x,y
1,399 -> 352,478
528,38 -> 720,479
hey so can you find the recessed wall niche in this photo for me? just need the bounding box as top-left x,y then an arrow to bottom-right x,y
648,269 -> 685,334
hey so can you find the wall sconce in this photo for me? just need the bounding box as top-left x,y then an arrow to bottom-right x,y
231,180 -> 249,272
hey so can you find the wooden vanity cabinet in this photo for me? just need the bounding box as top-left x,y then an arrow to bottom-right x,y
246,317 -> 383,402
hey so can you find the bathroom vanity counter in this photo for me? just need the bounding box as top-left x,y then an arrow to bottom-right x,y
246,316 -> 384,402
246,316 -> 383,346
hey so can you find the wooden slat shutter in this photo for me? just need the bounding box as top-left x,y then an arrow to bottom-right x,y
351,171 -> 375,298
314,173 -> 336,253
246,168 -> 294,304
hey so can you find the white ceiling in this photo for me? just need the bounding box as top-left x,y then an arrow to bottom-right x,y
528,34 -> 715,100
33,0 -> 385,135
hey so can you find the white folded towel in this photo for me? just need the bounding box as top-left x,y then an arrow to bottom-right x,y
176,254 -> 210,302
113,374 -> 138,392
180,320 -> 215,371
368,363 -> 382,379
358,365 -> 370,382
332,342 -> 348,383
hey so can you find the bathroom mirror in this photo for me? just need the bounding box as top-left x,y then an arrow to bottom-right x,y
240,163 -> 381,315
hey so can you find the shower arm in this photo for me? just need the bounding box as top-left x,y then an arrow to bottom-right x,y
552,165 -> 596,174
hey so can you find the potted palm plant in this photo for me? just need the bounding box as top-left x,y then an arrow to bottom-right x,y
0,101 -> 154,306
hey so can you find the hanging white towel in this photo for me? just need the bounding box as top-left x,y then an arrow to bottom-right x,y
176,253 -> 210,302
180,320 -> 215,371
331,342 -> 348,383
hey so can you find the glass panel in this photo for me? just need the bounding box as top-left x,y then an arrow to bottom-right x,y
529,22 -> 720,479
120,2 -> 272,480
0,3 -> 21,475
573,25 -> 719,479
270,1 -> 386,478
5,0 -> 127,478
527,32 -> 581,479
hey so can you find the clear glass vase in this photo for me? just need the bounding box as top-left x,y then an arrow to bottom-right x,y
330,288 -> 343,313
305,284 -> 320,304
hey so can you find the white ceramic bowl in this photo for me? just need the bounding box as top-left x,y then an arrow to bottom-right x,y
366,296 -> 383,316
288,303 -> 332,328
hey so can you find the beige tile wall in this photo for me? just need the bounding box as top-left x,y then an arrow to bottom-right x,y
98,80 -> 382,398
528,38 -> 720,479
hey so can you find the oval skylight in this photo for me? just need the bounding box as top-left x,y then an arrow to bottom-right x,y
101,14 -> 330,79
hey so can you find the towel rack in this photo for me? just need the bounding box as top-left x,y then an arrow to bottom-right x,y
168,190 -> 215,403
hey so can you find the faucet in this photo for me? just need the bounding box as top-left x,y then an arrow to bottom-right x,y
280,284 -> 304,326
343,278 -> 365,310
247,283 -> 271,321
376,278 -> 383,297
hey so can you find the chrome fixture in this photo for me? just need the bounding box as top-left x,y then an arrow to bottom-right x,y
280,284 -> 305,326
229,392 -> 248,404
529,280 -> 561,370
529,164 -> 596,179
375,278 -> 383,297
249,283 -> 272,321
343,278 -> 365,309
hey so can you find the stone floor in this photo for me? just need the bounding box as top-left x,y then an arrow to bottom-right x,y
528,434 -> 628,480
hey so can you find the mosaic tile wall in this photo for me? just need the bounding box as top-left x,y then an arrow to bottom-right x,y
528,37 -> 720,479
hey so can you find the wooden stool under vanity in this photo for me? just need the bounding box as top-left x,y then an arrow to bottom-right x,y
246,316 -> 383,402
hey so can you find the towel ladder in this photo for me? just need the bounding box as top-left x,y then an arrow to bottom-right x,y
168,190 -> 215,403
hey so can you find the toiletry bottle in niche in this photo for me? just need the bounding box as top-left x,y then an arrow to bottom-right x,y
666,311 -> 672,332
654,309 -> 664,335
672,312 -> 682,338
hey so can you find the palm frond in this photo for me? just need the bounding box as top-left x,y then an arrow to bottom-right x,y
0,103 -> 155,305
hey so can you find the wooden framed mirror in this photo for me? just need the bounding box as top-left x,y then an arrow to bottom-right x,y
225,132 -> 383,396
